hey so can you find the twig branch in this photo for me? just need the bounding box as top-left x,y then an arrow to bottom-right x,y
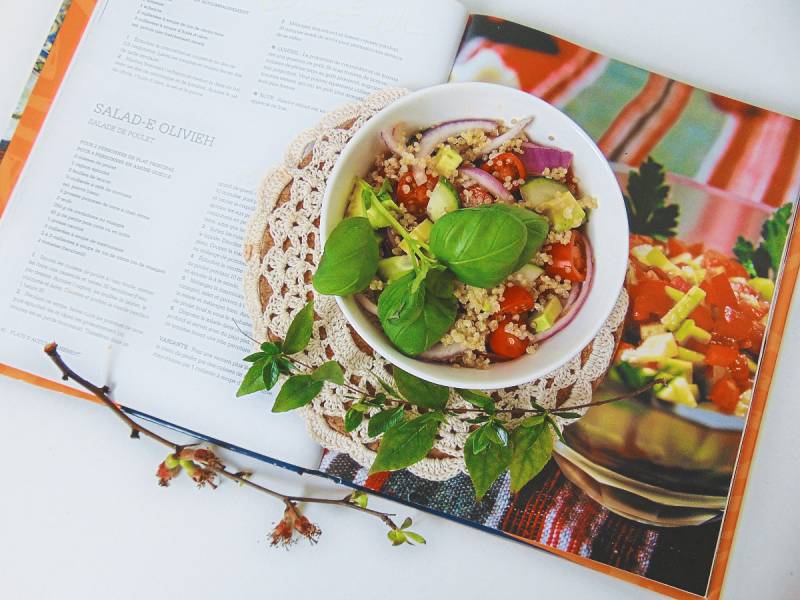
44,342 -> 402,532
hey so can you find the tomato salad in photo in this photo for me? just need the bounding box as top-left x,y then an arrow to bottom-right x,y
313,117 -> 599,369
610,235 -> 775,415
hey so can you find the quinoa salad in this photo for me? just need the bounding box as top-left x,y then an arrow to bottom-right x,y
313,117 -> 598,368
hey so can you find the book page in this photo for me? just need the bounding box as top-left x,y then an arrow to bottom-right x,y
0,0 -> 468,467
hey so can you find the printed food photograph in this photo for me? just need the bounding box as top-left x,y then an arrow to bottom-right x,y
1,3 -> 798,600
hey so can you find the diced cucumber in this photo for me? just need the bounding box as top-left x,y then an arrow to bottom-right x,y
377,255 -> 414,284
520,177 -> 570,209
426,178 -> 460,222
661,286 -> 706,331
646,247 -> 682,277
399,219 -> 433,254
431,145 -> 463,178
531,296 -> 563,333
513,264 -> 544,286
677,347 -> 705,364
665,286 -> 684,302
674,318 -> 712,344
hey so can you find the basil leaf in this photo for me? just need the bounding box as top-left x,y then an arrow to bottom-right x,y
487,204 -> 549,270
378,271 -> 457,356
313,217 -> 379,295
430,207 -> 527,288
509,423 -> 553,493
236,357 -> 269,397
367,406 -> 405,438
344,408 -> 364,432
282,301 -> 315,354
263,358 -> 281,390
393,367 -> 449,410
369,412 -> 442,474
456,389 -> 495,413
464,427 -> 512,500
272,374 -> 323,412
311,360 -> 345,384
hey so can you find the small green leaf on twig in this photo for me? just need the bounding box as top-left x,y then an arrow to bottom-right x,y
311,361 -> 345,385
370,412 -> 443,474
237,358 -> 269,397
456,389 -> 495,413
272,375 -> 324,412
464,427 -> 511,500
367,406 -> 405,438
344,408 -> 364,432
282,301 -> 315,354
509,422 -> 552,493
393,367 -> 450,410
350,491 -> 369,508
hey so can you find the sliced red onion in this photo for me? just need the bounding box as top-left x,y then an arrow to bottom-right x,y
420,341 -> 467,361
460,166 -> 514,203
380,124 -> 407,156
477,116 -> 533,157
355,293 -> 378,316
529,233 -> 593,344
561,281 -> 581,313
520,142 -> 573,176
412,119 -> 499,185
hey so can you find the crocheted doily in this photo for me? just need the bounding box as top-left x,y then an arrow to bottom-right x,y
242,88 -> 628,481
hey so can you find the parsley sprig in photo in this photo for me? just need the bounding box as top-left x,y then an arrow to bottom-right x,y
733,202 -> 794,279
624,157 -> 679,239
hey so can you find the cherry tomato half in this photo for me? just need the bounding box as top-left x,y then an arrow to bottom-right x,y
461,184 -> 494,207
499,285 -> 535,314
489,318 -> 529,359
545,232 -> 587,283
396,172 -> 437,217
481,152 -> 526,190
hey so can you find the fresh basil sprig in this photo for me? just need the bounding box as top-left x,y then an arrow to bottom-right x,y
429,206 -> 529,288
312,217 -> 379,296
377,270 -> 457,356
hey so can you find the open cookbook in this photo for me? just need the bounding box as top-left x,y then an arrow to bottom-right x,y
1,1 -> 798,598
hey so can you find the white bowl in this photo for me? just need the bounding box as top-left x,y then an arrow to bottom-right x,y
320,82 -> 628,390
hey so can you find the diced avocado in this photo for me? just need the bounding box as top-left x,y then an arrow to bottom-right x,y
645,247 -> 683,277
426,178 -> 460,222
661,286 -> 706,331
640,323 -> 667,340
674,318 -> 712,344
620,332 -> 679,364
657,358 -> 694,382
377,255 -> 414,284
532,190 -> 586,232
431,145 -> 463,178
513,264 -> 544,285
531,296 -> 563,333
677,347 -> 705,364
520,177 -> 570,210
665,286 -> 684,302
748,277 -> 775,301
654,376 -> 698,407
399,219 -> 433,254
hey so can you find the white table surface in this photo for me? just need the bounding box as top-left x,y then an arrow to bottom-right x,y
1,1 -> 799,598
